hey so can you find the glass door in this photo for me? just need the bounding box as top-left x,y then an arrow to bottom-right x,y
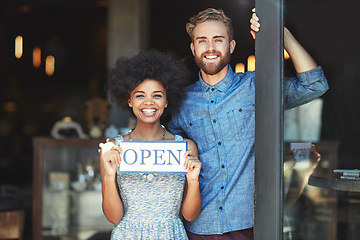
282,0 -> 360,239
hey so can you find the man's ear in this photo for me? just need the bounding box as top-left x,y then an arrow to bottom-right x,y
128,99 -> 132,108
229,39 -> 236,54
190,42 -> 195,56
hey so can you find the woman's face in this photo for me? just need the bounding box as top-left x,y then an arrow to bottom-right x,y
128,79 -> 168,124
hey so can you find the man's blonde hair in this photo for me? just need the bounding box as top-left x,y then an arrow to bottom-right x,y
186,8 -> 234,42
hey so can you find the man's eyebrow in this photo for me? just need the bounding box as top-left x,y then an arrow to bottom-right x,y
213,35 -> 226,39
195,36 -> 207,40
195,35 -> 226,40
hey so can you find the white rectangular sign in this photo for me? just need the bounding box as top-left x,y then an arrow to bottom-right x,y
115,140 -> 188,173
290,142 -> 312,162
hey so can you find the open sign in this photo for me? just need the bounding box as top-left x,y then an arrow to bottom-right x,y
115,140 -> 188,173
290,142 -> 312,162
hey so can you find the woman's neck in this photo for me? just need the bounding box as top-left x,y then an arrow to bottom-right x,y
129,122 -> 166,141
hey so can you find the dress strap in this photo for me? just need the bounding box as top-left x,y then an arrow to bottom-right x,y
174,135 -> 183,141
114,135 -> 124,146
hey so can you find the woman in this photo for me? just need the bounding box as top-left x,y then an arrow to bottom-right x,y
99,49 -> 202,240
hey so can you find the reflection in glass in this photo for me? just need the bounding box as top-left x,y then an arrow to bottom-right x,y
283,143 -> 320,239
280,0 -> 360,237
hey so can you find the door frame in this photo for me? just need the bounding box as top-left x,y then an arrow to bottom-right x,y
254,0 -> 284,239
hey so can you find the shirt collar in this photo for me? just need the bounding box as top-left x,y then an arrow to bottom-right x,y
198,65 -> 234,93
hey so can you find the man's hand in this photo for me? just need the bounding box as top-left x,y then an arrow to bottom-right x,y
250,8 -> 260,39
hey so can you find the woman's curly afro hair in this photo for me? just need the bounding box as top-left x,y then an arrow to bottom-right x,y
107,49 -> 191,122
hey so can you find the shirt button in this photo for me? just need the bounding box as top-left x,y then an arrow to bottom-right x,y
211,88 -> 215,91
221,186 -> 224,189
239,108 -> 243,112
213,119 -> 216,123
219,206 -> 223,210
218,141 -> 221,145
210,100 -> 214,103
221,164 -> 225,168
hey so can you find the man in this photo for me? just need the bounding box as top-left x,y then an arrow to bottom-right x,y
168,8 -> 328,239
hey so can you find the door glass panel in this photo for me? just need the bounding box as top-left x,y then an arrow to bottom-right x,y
283,1 -> 359,239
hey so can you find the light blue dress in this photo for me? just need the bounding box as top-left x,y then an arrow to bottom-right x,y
110,135 -> 188,240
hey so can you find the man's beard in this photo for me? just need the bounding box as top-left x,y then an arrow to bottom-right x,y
194,50 -> 231,76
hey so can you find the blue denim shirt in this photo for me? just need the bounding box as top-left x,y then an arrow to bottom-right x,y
169,65 -> 328,235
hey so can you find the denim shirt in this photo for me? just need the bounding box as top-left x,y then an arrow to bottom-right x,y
168,65 -> 328,235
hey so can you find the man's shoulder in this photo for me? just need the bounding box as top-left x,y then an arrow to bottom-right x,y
230,71 -> 255,89
234,70 -> 255,80
185,80 -> 202,92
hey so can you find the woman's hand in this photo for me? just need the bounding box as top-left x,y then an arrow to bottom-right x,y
183,150 -> 201,182
98,139 -> 125,224
99,141 -> 122,177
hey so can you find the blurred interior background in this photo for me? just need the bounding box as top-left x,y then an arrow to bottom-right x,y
1,0 -> 359,239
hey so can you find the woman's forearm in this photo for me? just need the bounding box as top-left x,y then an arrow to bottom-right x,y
181,179 -> 202,222
101,174 -> 124,224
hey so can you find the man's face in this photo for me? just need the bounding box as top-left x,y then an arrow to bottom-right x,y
191,20 -> 235,76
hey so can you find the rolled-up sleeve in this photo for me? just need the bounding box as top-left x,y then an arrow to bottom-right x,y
284,66 -> 329,109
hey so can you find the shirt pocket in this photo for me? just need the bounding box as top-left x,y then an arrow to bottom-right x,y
182,118 -> 213,154
226,103 -> 255,141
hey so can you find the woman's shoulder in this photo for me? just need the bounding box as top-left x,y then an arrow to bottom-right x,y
114,133 -> 131,142
183,138 -> 198,155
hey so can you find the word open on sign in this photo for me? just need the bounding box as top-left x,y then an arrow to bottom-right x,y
115,139 -> 188,173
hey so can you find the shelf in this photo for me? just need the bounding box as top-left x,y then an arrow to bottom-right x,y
32,137 -> 112,240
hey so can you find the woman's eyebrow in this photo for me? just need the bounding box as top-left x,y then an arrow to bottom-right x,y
153,90 -> 164,94
134,90 -> 145,94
